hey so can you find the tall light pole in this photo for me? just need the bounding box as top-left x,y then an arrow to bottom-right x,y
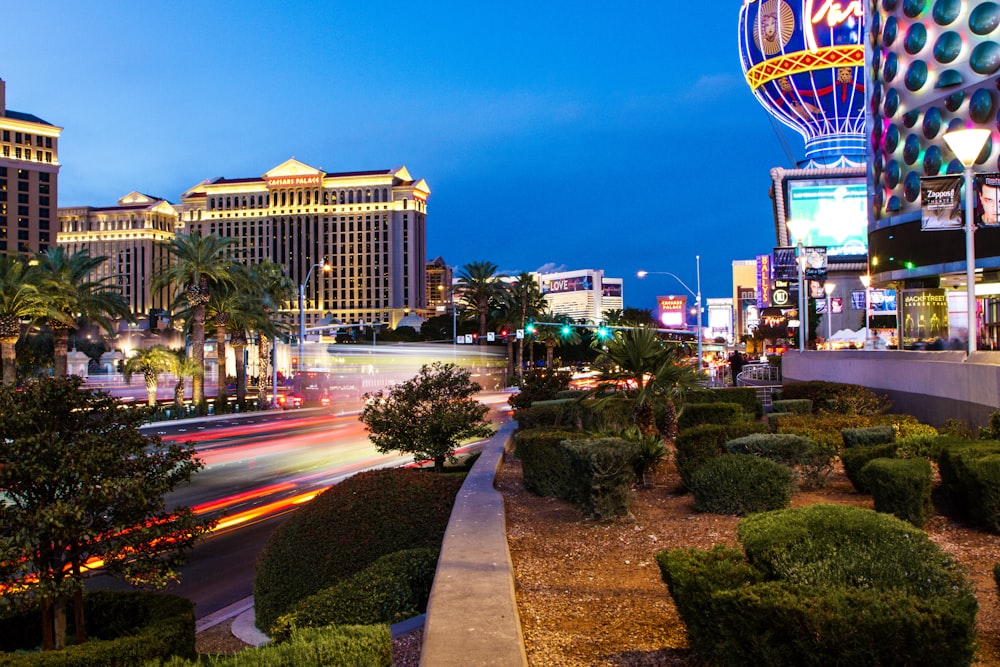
298,261 -> 329,369
943,127 -> 991,355
786,219 -> 809,351
824,281 -> 836,343
859,274 -> 871,347
637,255 -> 703,373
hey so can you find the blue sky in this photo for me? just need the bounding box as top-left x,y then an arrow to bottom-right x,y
2,1 -> 801,310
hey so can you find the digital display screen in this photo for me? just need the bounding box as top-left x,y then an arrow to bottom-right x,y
786,178 -> 868,256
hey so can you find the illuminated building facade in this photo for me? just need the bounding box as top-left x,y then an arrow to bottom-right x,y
426,256 -> 453,313
179,159 -> 430,330
537,268 -> 623,323
58,192 -> 179,317
0,78 -> 61,254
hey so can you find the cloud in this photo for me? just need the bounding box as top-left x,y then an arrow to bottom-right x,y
678,73 -> 747,104
534,262 -> 567,274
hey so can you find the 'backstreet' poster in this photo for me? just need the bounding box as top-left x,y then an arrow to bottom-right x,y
901,288 -> 949,349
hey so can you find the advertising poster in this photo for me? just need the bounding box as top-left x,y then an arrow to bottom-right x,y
920,175 -> 963,231
658,296 -> 687,329
870,288 -> 898,315
772,247 -> 798,281
785,179 -> 868,256
901,289 -> 949,349
756,254 -> 770,309
975,173 -> 1000,228
803,246 -> 828,280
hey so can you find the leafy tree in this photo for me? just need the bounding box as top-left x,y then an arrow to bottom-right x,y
121,344 -> 176,407
249,261 -> 296,406
0,377 -> 212,651
621,307 -> 657,327
152,233 -> 239,406
0,255 -> 44,386
500,272 -> 545,381
534,312 -> 580,369
455,261 -> 505,339
31,248 -> 132,378
359,362 -> 492,472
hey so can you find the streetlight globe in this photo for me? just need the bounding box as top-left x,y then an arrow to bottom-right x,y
636,270 -> 648,279
943,128 -> 991,167
824,282 -> 836,297
859,275 -> 870,288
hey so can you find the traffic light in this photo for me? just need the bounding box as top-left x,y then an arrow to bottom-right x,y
525,321 -> 536,335
596,324 -> 611,341
560,324 -> 572,337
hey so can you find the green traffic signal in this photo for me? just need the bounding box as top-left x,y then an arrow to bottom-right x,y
525,322 -> 536,334
560,324 -> 572,337
596,325 -> 610,340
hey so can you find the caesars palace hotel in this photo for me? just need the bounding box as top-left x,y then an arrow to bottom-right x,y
59,158 -> 430,331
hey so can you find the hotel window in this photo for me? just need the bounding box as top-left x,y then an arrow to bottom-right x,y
14,148 -> 21,159
17,194 -> 27,204
23,134 -> 31,145
2,147 -> 8,157
45,137 -> 51,148
14,133 -> 20,143
1,131 -> 8,141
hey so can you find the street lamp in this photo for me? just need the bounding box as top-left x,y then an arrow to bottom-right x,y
824,281 -> 836,343
786,219 -> 809,351
637,254 -> 703,372
943,127 -> 991,354
859,274 -> 871,347
298,260 -> 330,369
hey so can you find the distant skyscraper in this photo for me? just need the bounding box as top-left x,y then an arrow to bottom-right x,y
426,256 -> 453,313
536,268 -> 622,323
179,158 -> 430,331
58,192 -> 180,317
0,77 -> 62,254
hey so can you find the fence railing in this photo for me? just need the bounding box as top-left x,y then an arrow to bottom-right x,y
736,363 -> 782,409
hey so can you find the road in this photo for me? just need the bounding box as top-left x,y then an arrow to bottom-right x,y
89,390 -> 514,620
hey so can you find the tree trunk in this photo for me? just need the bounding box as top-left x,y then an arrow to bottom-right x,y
53,595 -> 67,650
41,598 -> 53,651
258,335 -> 271,405
53,328 -> 70,378
1,338 -> 17,386
633,400 -> 658,438
145,375 -> 158,408
73,566 -> 86,645
192,305 -> 205,405
216,323 -> 227,403
434,455 -> 445,473
546,343 -> 555,369
174,378 -> 185,408
234,342 -> 247,403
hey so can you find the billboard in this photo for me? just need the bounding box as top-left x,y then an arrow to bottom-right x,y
658,296 -> 687,328
901,289 -> 949,348
785,178 -> 867,256
920,175 -> 963,231
975,173 -> 1000,228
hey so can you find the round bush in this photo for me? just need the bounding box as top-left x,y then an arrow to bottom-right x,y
690,454 -> 793,516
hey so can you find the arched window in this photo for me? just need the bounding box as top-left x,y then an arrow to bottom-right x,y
382,188 -> 389,201
281,191 -> 286,207
365,189 -> 372,202
373,189 -> 380,203
348,191 -> 354,204
339,191 -> 345,204
226,197 -> 232,209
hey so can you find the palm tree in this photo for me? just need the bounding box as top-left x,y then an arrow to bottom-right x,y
506,272 -> 545,380
0,255 -> 44,386
534,313 -> 580,369
152,233 -> 239,406
249,261 -> 296,406
31,248 -> 132,378
203,274 -> 252,404
455,261 -> 505,339
167,348 -> 203,409
121,345 -> 176,407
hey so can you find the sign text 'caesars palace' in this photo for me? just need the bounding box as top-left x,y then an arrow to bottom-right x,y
266,175 -> 323,187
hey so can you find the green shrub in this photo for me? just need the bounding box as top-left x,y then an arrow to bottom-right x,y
511,399 -> 581,430
507,369 -> 572,410
764,412 -> 794,433
978,410 -> 1000,440
937,440 -> 1000,525
779,380 -> 892,415
677,402 -> 745,431
253,468 -> 464,630
269,548 -> 437,641
513,427 -> 591,498
561,438 -> 638,520
842,424 -> 895,448
957,454 -> 1000,533
578,396 -> 634,434
674,422 -> 768,490
895,428 -> 948,459
689,454 -> 793,516
686,387 -> 763,419
772,413 -> 927,455
840,443 -> 898,493
725,432 -> 834,490
860,457 -> 933,527
770,399 -> 812,414
0,591 -> 194,666
156,625 -> 392,667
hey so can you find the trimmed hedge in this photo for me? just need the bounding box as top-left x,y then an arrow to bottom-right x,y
674,422 -> 768,490
772,413 -> 928,454
841,443 -> 899,493
514,427 -> 591,498
725,432 -> 835,490
253,468 -> 464,630
677,402 -> 745,431
686,387 -> 763,420
562,437 -> 638,519
577,396 -> 634,434
0,592 -> 194,666
511,399 -> 581,430
770,399 -> 812,414
269,548 -> 438,641
937,440 -> 1000,531
860,457 -> 933,527
156,625 -> 392,667
778,381 -> 892,415
658,504 -> 978,666
689,454 -> 793,516
842,425 -> 895,448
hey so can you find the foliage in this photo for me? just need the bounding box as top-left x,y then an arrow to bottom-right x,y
676,402 -> 745,431
454,260 -> 505,338
841,424 -> 895,448
511,399 -> 582,430
674,422 -> 769,490
121,344 -> 177,407
359,362 -> 492,472
841,443 -> 899,493
253,468 -> 463,630
561,438 -> 639,520
936,441 -> 1000,532
507,369 -> 572,410
978,410 -> 1000,440
860,457 -> 934,527
770,398 -> 812,414
269,548 -> 438,641
156,625 -> 392,667
620,427 -> 668,479
940,418 -> 977,440
0,592 -> 195,666
513,428 -> 592,498
0,255 -> 46,386
771,413 -> 929,454
689,454 -> 793,516
778,380 -> 891,415
0,377 -> 211,651
658,505 -> 977,666
686,387 -> 764,420
725,432 -> 835,490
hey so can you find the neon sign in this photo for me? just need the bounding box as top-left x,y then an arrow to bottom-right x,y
804,0 -> 863,52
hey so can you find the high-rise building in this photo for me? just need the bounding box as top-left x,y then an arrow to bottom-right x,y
426,256 -> 453,313
178,158 -> 430,330
58,192 -> 180,317
537,268 -> 623,323
0,77 -> 61,254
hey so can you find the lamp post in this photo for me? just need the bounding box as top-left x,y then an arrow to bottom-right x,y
824,281 -> 836,343
298,261 -> 329,369
637,254 -> 703,373
859,274 -> 871,347
786,220 -> 810,351
943,127 -> 991,355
